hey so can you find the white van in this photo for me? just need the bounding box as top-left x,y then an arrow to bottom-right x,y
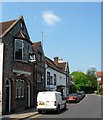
36,91 -> 66,114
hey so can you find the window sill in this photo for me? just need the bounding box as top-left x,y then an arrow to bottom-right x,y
14,60 -> 29,64
15,97 -> 25,100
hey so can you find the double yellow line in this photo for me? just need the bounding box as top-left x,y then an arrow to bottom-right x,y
29,113 -> 42,119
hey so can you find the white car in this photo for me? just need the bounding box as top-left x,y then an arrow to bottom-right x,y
36,91 -> 66,114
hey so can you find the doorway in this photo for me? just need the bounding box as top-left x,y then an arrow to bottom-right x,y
6,79 -> 11,113
27,81 -> 31,108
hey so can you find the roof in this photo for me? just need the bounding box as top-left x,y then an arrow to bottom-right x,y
32,41 -> 42,51
0,20 -> 16,37
45,56 -> 66,74
96,71 -> 103,77
58,62 -> 67,72
0,16 -> 29,39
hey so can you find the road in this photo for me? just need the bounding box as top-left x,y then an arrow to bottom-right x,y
26,94 -> 102,119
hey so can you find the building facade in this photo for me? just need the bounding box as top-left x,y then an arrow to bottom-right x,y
96,71 -> 103,94
0,16 -> 36,114
32,41 -> 45,97
0,16 -> 71,114
45,56 -> 70,97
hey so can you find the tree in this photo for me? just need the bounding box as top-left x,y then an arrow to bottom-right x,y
86,67 -> 97,92
71,67 -> 97,93
71,71 -> 88,92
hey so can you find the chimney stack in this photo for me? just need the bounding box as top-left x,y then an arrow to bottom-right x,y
54,57 -> 59,66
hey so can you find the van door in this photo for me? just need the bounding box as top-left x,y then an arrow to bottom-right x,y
45,93 -> 55,109
38,92 -> 46,108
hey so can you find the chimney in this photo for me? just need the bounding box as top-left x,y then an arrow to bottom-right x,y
54,57 -> 59,66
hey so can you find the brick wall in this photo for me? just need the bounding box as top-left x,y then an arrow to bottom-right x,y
2,20 -> 35,114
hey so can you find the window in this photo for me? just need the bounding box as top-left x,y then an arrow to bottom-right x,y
50,76 -> 53,85
20,23 -> 24,30
15,39 -> 23,60
16,79 -> 24,98
23,41 -> 29,61
38,52 -> 42,62
54,74 -> 56,85
47,72 -> 50,85
15,39 -> 31,62
37,73 -> 42,83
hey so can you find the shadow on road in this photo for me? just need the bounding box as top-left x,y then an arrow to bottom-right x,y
41,108 -> 69,115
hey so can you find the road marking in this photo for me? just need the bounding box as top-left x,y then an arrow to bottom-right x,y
29,114 -> 42,119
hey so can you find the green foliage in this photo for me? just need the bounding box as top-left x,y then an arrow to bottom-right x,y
97,84 -> 101,93
71,67 -> 97,93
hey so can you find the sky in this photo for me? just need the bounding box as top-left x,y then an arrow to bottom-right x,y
1,2 -> 101,73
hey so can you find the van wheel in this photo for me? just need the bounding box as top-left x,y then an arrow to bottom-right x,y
57,105 -> 60,114
38,110 -> 42,114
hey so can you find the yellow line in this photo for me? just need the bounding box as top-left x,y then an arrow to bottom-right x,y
30,114 -> 42,118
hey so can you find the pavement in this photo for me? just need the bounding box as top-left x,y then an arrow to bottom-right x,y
1,108 -> 38,120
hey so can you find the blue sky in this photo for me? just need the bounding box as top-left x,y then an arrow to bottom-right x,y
1,2 -> 101,73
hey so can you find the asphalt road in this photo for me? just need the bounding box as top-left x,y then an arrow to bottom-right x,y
29,94 -> 102,119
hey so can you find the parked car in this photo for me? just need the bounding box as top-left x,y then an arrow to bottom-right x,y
77,92 -> 82,100
36,91 -> 66,114
77,91 -> 85,99
66,93 -> 80,103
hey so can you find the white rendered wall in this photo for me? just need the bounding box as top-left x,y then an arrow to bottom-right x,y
45,66 -> 67,96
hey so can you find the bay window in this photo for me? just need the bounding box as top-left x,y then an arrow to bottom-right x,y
15,39 -> 23,60
14,39 -> 31,62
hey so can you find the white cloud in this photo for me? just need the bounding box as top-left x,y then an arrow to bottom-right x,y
42,10 -> 61,26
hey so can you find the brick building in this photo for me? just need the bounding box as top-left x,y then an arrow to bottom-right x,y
96,71 -> 103,94
0,16 -> 36,114
32,41 -> 45,94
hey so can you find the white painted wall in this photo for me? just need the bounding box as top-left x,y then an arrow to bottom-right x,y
0,43 -> 4,115
45,65 -> 67,96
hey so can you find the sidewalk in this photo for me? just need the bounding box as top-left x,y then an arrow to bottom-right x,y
2,108 -> 38,120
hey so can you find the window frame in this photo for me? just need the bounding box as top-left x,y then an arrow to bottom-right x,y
14,39 -> 31,62
16,79 -> 24,99
47,72 -> 50,85
50,76 -> 53,85
54,74 -> 57,86
38,52 -> 42,62
37,72 -> 42,83
14,39 -> 23,61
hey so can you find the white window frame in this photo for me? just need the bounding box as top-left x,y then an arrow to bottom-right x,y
14,39 -> 23,61
54,74 -> 56,86
16,79 -> 24,98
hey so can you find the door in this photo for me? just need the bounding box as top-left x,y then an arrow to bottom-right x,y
45,93 -> 55,108
6,80 -> 11,113
27,81 -> 31,108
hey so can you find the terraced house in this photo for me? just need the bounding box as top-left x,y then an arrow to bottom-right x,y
32,41 -> 45,96
0,16 -> 71,115
45,56 -> 70,96
0,16 -> 44,115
